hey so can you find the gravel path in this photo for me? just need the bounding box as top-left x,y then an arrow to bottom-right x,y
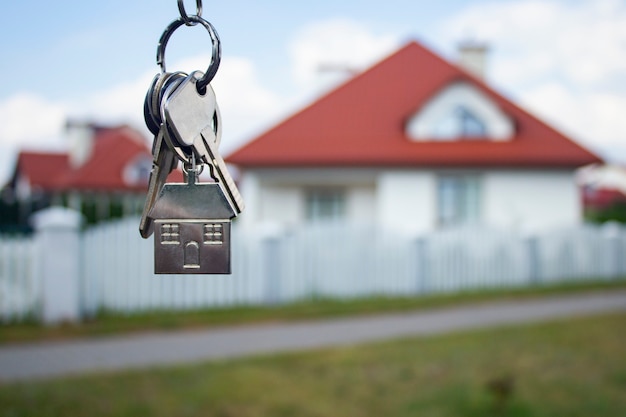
1,290 -> 625,382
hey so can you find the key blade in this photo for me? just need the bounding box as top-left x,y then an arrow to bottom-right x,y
139,127 -> 177,238
194,133 -> 245,215
163,71 -> 219,148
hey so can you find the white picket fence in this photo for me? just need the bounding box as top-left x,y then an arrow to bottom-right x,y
1,217 -> 625,322
0,235 -> 38,321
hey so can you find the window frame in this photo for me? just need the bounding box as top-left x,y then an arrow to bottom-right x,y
436,173 -> 482,228
305,187 -> 347,223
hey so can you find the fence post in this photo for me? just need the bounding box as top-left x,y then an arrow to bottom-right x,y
263,235 -> 281,305
31,207 -> 84,325
603,223 -> 624,279
415,237 -> 429,294
525,236 -> 541,284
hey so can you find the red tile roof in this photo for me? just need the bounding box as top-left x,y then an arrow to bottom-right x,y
14,125 -> 183,193
55,126 -> 151,192
227,41 -> 602,169
15,152 -> 69,191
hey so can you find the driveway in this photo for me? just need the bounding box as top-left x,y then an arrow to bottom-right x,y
1,290 -> 625,382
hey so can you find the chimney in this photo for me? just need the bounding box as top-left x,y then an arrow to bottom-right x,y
458,41 -> 489,79
66,120 -> 95,169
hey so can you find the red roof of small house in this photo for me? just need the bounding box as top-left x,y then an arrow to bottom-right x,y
227,41 -> 602,169
14,125 -> 183,193
55,126 -> 152,192
15,152 -> 69,191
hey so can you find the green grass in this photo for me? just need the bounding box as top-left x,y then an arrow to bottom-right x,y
1,279 -> 625,345
1,312 -> 625,416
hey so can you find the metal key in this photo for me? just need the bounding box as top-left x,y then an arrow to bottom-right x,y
139,125 -> 178,238
144,71 -> 187,136
162,71 -> 244,215
139,72 -> 186,238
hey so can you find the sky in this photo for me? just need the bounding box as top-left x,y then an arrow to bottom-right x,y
0,0 -> 625,185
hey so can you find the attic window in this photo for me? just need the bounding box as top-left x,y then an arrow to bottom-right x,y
124,155 -> 152,186
435,105 -> 486,138
406,82 -> 514,142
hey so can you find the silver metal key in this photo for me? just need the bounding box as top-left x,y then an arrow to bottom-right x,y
139,72 -> 189,238
139,125 -> 178,238
162,71 -> 244,215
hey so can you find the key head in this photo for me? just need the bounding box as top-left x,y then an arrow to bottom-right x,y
144,72 -> 187,136
160,70 -> 244,216
144,74 -> 161,135
162,71 -> 221,150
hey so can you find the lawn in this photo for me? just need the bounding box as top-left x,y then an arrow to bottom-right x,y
1,312 -> 625,416
1,279 -> 625,344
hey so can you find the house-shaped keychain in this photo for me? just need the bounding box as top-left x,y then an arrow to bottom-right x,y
149,171 -> 236,274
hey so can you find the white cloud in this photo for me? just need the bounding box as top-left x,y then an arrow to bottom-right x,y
75,72 -> 155,129
0,93 -> 67,185
289,18 -> 400,90
439,0 -> 626,162
211,57 -> 285,151
0,93 -> 67,149
442,0 -> 626,87
520,84 -> 626,158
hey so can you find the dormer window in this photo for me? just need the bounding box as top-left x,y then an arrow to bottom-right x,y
123,155 -> 152,186
434,105 -> 487,139
406,82 -> 514,141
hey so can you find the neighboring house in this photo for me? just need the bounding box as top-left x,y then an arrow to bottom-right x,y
1,122 -> 182,229
577,163 -> 626,222
227,41 -> 602,235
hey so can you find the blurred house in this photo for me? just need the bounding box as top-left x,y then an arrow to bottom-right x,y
1,122 -> 182,230
577,163 -> 626,222
227,40 -> 601,235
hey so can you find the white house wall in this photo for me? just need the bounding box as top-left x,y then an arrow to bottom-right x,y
238,171 -> 260,228
348,186 -> 377,224
376,171 -> 435,235
239,168 -> 582,234
483,170 -> 581,233
259,185 -> 303,228
239,168 -> 378,229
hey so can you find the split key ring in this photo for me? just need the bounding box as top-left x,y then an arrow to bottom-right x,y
178,0 -> 203,26
156,13 -> 221,94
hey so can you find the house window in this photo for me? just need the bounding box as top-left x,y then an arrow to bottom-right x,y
306,189 -> 346,223
457,106 -> 487,137
437,175 -> 481,227
124,156 -> 152,186
204,224 -> 224,245
161,223 -> 180,244
435,106 -> 486,139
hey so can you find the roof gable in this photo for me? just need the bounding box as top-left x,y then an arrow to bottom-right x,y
227,40 -> 601,168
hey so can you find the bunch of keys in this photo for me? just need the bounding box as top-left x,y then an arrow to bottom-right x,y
139,0 -> 244,275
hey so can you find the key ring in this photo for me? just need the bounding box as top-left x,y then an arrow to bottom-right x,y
183,153 -> 204,179
156,15 -> 221,93
178,0 -> 203,26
